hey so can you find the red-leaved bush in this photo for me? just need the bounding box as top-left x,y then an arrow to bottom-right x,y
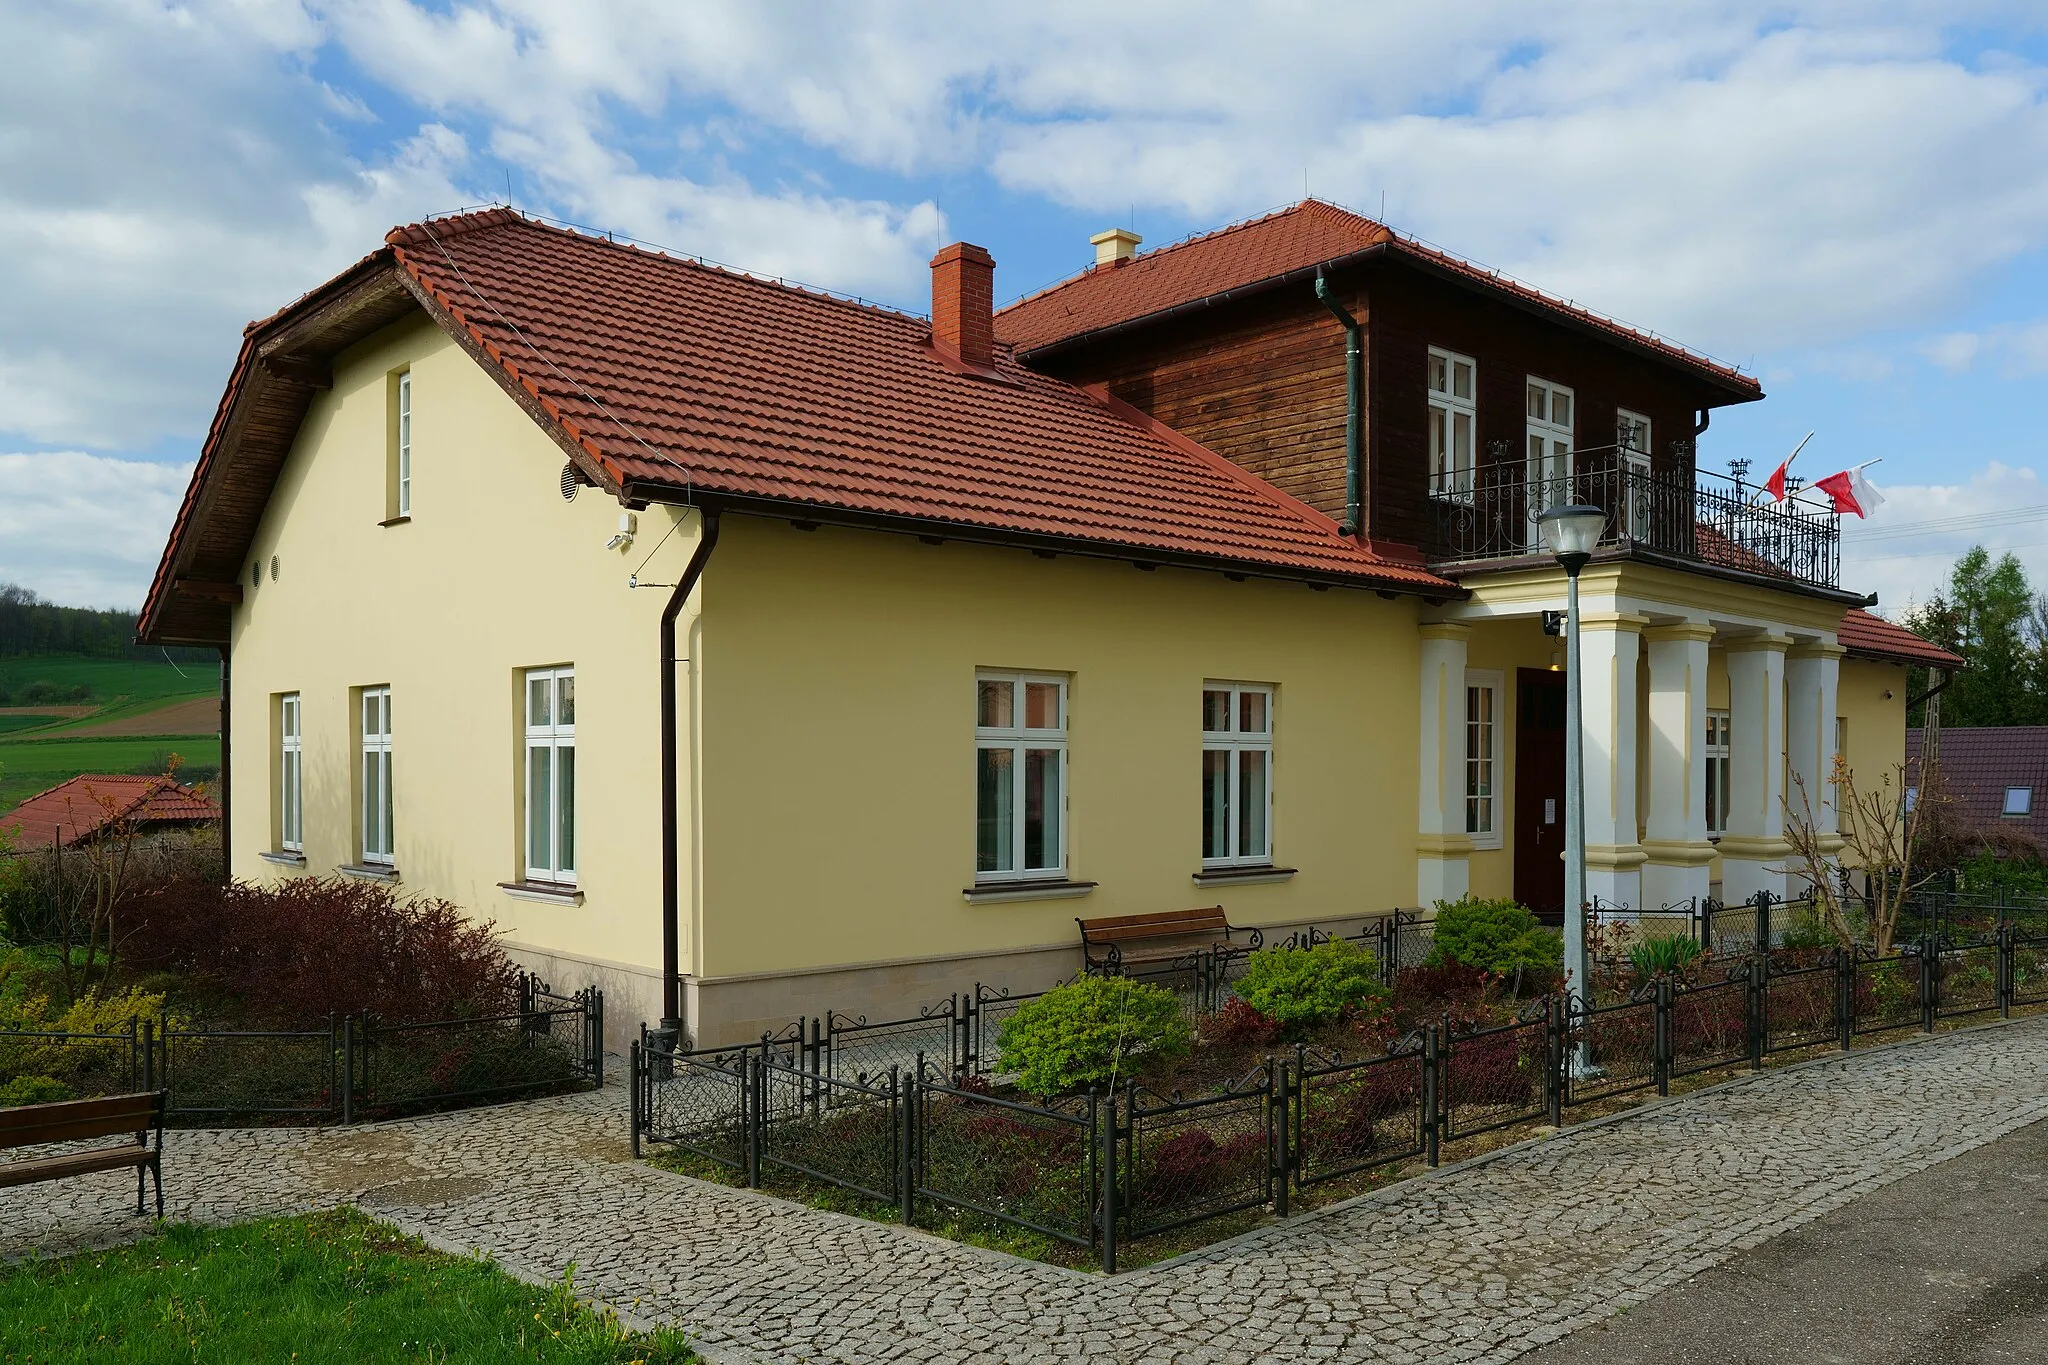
1392,959 -> 1499,1033
1202,997 -> 1281,1048
119,877 -> 519,1025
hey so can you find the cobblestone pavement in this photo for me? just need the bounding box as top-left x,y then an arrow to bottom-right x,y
10,1019 -> 2048,1364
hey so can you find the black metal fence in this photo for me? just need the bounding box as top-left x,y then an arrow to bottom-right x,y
633,923 -> 2045,1273
0,973 -> 603,1124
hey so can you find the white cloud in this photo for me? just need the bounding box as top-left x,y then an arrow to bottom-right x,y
0,453 -> 194,609
1840,461 -> 2048,612
1917,321 -> 2048,375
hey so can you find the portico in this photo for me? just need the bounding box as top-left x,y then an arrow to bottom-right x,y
1417,561 -> 1857,919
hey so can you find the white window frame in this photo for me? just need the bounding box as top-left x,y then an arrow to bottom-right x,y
974,672 -> 1069,883
1525,376 -> 1576,548
279,693 -> 302,854
360,686 -> 394,867
2006,786 -> 2034,817
524,667 -> 577,885
396,371 -> 412,517
1427,347 -> 1478,502
1616,408 -> 1653,540
1202,682 -> 1276,868
1705,708 -> 1731,837
1464,669 -> 1503,850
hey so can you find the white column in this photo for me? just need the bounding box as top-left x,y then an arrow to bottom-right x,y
1416,623 -> 1471,906
1580,613 -> 1647,913
1785,641 -> 1845,872
1721,632 -> 1791,903
1641,622 -> 1716,910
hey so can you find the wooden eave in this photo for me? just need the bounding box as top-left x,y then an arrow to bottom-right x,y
139,258 -> 420,646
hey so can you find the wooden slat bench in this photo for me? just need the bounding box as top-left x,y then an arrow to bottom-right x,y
0,1091 -> 166,1216
1077,906 -> 1262,975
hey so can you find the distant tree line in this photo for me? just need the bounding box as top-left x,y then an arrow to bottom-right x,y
1903,547 -> 2048,728
0,583 -> 213,662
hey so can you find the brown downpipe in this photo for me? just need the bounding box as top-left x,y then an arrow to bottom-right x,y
660,507 -> 721,1036
217,645 -> 230,881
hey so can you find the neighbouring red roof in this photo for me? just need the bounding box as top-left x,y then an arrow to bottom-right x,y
996,200 -> 1762,398
1838,610 -> 1964,669
1,775 -> 219,851
1908,727 -> 2048,847
381,210 -> 1452,590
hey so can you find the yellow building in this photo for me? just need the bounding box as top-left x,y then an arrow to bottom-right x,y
140,204 -> 1959,1046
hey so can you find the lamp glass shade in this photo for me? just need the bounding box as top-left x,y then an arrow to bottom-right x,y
1538,504 -> 1606,560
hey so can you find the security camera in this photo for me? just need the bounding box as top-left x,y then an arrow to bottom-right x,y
607,511 -> 637,552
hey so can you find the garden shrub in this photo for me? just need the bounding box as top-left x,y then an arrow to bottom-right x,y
994,976 -> 1190,1098
1959,848 -> 2048,903
122,877 -> 519,1025
1233,939 -> 1388,1036
0,1074 -> 71,1106
1427,897 -> 1562,981
1391,958 -> 1500,1034
1627,933 -> 1702,982
1201,996 -> 1281,1049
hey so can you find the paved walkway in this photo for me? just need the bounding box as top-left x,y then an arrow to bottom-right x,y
10,1019 -> 2048,1364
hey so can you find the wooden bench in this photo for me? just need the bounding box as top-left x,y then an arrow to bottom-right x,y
0,1091 -> 165,1216
1077,907 -> 1262,974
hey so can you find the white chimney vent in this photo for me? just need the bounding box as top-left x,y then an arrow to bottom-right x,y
1090,228 -> 1142,267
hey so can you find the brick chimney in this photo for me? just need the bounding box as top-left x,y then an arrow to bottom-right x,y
1090,228 -> 1142,267
930,242 -> 996,370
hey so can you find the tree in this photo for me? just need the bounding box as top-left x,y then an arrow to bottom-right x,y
1783,758 -> 1937,956
1904,547 -> 2048,728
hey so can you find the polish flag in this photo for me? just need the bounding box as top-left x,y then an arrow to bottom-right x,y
1812,464 -> 1886,518
1762,459 -> 1790,503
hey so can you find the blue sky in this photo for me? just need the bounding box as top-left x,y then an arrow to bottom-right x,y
5,1 -> 2048,612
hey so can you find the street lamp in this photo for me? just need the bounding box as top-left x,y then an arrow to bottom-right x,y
1538,504 -> 1607,1032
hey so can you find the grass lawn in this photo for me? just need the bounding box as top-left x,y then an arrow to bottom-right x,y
0,1208 -> 699,1364
0,734 -> 221,810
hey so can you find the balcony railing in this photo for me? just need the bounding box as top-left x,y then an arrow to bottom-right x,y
1424,444 -> 1841,590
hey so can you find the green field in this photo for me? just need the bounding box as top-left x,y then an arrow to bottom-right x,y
0,1209 -> 698,1363
0,654 -> 219,731
0,655 -> 219,809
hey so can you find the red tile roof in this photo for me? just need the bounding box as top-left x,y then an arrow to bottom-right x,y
1908,727 -> 2048,848
1,775 -> 219,851
1838,610 -> 1964,669
996,200 -> 1762,398
383,210 -> 1453,590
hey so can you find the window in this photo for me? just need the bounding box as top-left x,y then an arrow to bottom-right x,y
360,687 -> 394,866
525,668 -> 577,884
1428,348 -> 1477,500
2006,787 -> 2035,817
976,673 -> 1067,881
396,371 -> 413,517
1616,408 -> 1653,539
1202,684 -> 1274,866
1705,709 -> 1731,836
1464,671 -> 1502,848
1525,377 -> 1575,545
279,693 -> 302,854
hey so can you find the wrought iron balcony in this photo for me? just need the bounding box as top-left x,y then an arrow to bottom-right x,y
1424,443 -> 1842,590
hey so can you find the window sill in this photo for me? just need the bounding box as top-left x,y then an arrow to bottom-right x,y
1467,839 -> 1504,854
258,850 -> 307,868
963,879 -> 1097,905
379,515 -> 411,528
498,880 -> 584,906
337,863 -> 400,882
1193,865 -> 1297,886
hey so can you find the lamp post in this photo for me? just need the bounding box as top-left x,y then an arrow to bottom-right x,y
1538,504 -> 1608,1035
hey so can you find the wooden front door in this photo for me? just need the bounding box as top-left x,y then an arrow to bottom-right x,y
1514,668 -> 1567,922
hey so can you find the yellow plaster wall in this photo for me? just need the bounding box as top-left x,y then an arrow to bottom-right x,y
1837,657 -> 1910,844
225,314 -> 703,975
694,518 -> 1424,979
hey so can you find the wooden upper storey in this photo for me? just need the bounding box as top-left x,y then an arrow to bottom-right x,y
1018,244 -> 1759,560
